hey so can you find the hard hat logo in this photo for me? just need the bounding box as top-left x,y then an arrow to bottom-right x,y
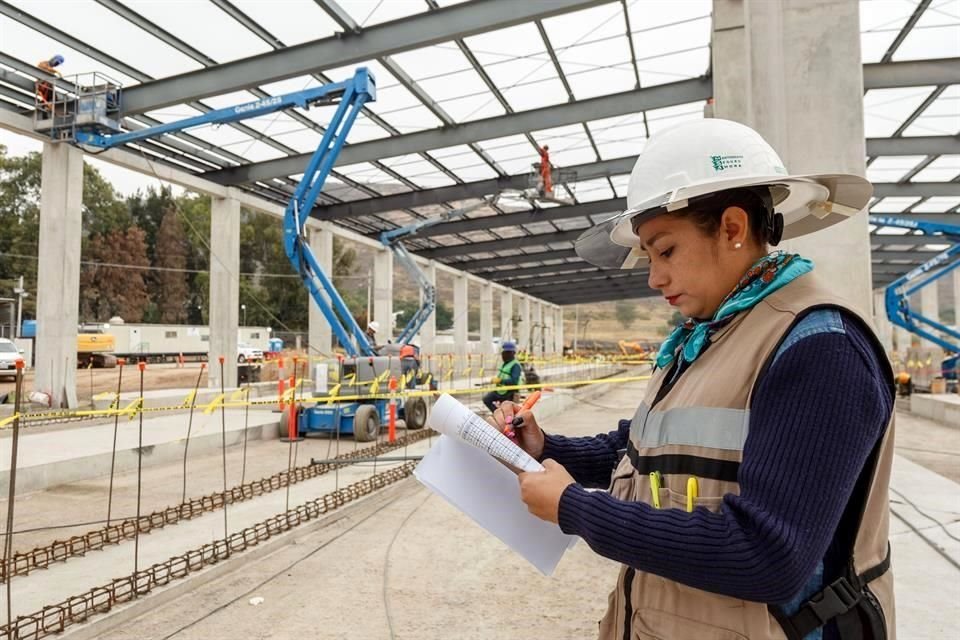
710,154 -> 744,172
574,118 -> 874,270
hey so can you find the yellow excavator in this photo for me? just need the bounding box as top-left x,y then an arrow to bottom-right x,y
77,324 -> 117,368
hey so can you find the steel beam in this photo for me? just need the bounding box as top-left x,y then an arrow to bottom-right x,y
450,248 -> 581,271
871,249 -> 939,261
870,234 -> 958,246
520,272 -> 641,295
479,261 -> 595,280
862,58 -> 960,89
511,269 -> 644,289
204,77 -> 711,184
555,289 -> 656,305
417,230 -> 583,259
419,198 -> 624,239
873,182 -> 960,198
866,136 -> 960,157
536,280 -> 651,301
313,156 -> 635,220
119,0 -> 614,113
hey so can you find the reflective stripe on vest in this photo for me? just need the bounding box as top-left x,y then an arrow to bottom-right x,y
629,402 -> 750,451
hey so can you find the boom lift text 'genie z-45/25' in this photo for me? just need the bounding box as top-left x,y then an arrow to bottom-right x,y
36,68 -> 428,440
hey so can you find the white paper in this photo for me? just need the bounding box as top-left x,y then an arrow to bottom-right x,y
414,395 -> 576,575
427,393 -> 542,472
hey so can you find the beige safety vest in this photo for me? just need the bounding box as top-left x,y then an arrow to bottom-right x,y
598,273 -> 895,640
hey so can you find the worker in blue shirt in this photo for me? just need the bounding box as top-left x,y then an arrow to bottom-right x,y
482,341 -> 521,412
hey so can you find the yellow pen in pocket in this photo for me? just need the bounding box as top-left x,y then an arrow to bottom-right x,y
649,471 -> 663,508
686,476 -> 699,512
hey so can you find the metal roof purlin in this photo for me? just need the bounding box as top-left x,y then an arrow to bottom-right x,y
204,77 -> 713,184
118,0 -> 617,114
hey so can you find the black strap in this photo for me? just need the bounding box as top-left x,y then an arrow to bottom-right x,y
771,544 -> 891,640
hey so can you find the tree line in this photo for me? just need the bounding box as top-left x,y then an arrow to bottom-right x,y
0,145 -> 456,338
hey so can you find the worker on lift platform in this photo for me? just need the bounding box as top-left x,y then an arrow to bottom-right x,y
537,145 -> 552,196
35,54 -> 64,111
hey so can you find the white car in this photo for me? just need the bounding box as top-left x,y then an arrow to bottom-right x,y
0,338 -> 23,381
238,343 -> 264,363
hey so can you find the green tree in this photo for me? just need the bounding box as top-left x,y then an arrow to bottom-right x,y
153,207 -> 189,323
0,147 -> 130,321
80,226 -> 151,320
615,300 -> 637,329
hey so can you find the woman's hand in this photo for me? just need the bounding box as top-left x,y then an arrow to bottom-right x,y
490,400 -> 545,460
519,459 -> 575,524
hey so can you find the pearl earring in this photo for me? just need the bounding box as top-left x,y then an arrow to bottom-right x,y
734,242 -> 742,249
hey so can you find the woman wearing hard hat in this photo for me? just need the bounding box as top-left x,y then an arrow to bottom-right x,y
493,119 -> 894,640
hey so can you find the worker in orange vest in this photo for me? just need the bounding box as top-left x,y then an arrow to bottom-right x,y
538,145 -> 552,196
36,54 -> 64,110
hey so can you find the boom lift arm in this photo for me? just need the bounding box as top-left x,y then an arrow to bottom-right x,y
52,69 -> 378,357
379,195 -> 499,345
869,215 -> 960,354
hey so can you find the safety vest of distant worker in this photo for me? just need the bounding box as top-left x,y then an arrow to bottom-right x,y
493,349 -> 523,395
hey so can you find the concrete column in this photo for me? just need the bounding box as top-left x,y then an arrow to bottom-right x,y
208,197 -> 240,389
543,305 -> 555,355
373,248 -> 393,343
35,141 -> 83,408
533,301 -> 544,355
895,323 -> 912,354
920,282 -> 940,350
453,274 -> 468,355
953,270 -> 960,335
500,290 -> 513,341
480,282 -> 493,353
555,306 -> 565,354
307,222 -> 333,356
872,290 -> 893,354
712,0 -> 872,312
419,261 -> 437,353
518,296 -> 531,352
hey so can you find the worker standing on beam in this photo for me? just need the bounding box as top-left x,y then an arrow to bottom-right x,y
492,119 -> 895,640
482,341 -> 521,413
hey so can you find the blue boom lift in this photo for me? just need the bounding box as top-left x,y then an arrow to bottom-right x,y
379,195 -> 499,346
37,68 -> 429,440
869,215 -> 960,380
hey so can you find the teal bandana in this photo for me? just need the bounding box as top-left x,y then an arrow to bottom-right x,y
656,252 -> 814,370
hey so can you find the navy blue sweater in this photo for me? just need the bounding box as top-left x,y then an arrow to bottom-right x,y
546,311 -> 893,624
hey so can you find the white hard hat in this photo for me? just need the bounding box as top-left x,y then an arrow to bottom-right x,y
367,321 -> 380,333
575,119 -> 873,269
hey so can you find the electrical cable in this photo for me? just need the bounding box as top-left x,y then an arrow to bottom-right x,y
383,491 -> 432,640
